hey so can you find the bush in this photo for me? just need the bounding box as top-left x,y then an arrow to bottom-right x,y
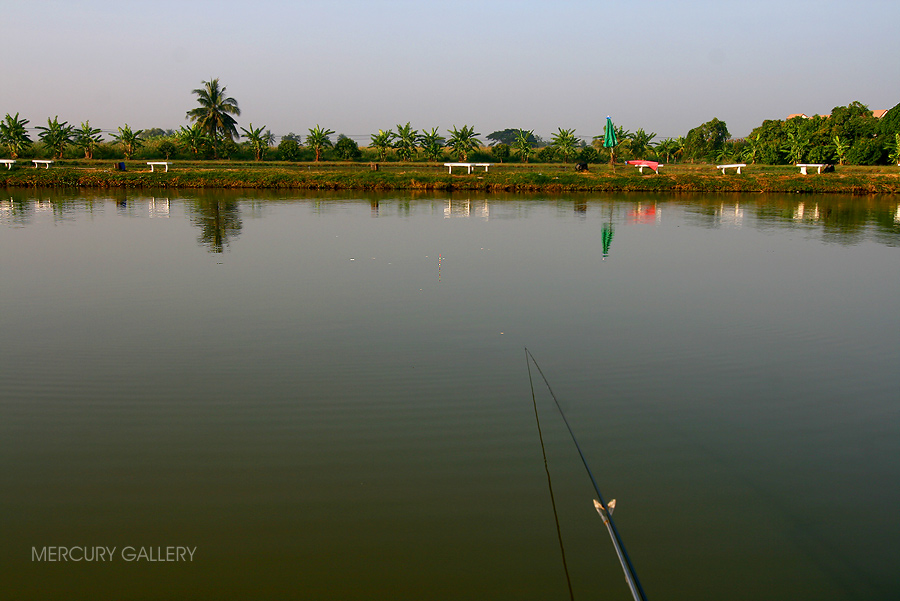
491,144 -> 511,163
334,136 -> 361,161
278,139 -> 302,161
158,140 -> 178,159
537,146 -> 557,162
847,138 -> 885,165
577,146 -> 599,163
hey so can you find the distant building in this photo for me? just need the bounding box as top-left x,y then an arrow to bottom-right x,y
872,109 -> 889,119
786,113 -> 809,120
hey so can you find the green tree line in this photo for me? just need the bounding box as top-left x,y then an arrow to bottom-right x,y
3,78 -> 898,166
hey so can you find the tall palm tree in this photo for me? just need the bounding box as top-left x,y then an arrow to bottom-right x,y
186,78 -> 241,156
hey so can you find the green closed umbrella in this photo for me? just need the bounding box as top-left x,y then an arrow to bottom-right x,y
604,116 -> 617,166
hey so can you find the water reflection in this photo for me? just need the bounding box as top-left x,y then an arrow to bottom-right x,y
186,197 -> 243,253
2,190 -> 898,249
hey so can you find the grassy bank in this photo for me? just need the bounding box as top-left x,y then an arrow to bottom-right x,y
2,161 -> 899,194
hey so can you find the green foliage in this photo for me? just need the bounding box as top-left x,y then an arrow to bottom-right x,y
847,137 -> 885,165
369,129 -> 395,161
0,113 -> 32,158
577,146 -> 598,163
393,122 -> 418,161
142,128 -> 175,138
334,135 -> 362,161
513,129 -> 535,163
36,116 -> 74,159
888,133 -> 900,165
487,128 -> 537,146
418,128 -> 445,162
157,140 -> 178,159
653,138 -> 680,163
278,138 -> 302,161
178,124 -> 212,158
74,121 -> 103,159
536,146 -> 557,163
550,128 -> 579,163
783,122 -> 811,164
186,78 -> 241,155
491,143 -> 511,163
629,128 -> 657,160
828,101 -> 876,140
878,102 -> 900,136
306,125 -> 335,162
111,125 -> 144,159
684,117 -> 729,162
240,123 -> 272,161
447,125 -> 481,162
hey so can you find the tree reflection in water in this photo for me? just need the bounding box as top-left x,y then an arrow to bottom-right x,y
187,197 -> 243,253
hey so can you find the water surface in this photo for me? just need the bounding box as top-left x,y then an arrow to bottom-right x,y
1,191 -> 898,600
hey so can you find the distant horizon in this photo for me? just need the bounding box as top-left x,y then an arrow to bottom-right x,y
3,0 -> 897,144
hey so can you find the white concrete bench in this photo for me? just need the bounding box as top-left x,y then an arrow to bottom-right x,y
796,163 -> 825,175
0,159 -> 15,169
32,159 -> 54,169
147,161 -> 173,172
716,163 -> 747,174
444,162 -> 493,174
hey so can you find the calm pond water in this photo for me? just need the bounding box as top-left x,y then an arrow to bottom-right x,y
1,190 -> 899,600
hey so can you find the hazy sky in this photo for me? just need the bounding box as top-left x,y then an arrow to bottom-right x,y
3,0 -> 897,143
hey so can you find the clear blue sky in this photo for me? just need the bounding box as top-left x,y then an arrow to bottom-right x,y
3,0 -> 897,143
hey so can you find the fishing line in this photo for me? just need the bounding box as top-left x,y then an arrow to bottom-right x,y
525,347 -> 648,601
526,349 -> 576,601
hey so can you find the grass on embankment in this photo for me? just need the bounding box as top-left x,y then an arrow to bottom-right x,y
2,161 -> 898,194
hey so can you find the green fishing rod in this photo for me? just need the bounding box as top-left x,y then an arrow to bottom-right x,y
526,347 -> 648,601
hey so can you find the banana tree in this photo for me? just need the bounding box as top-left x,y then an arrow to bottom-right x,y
370,129 -> 395,161
418,127 -> 445,162
36,116 -> 74,159
393,122 -> 418,161
832,135 -> 850,165
112,125 -> 144,159
178,124 -> 211,157
889,133 -> 900,166
550,128 -> 579,163
629,128 -> 657,160
740,134 -> 760,164
240,123 -> 272,161
0,113 -> 32,158
74,121 -> 103,159
306,125 -> 334,162
783,123 -> 809,165
447,125 -> 481,162
513,129 -> 535,163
